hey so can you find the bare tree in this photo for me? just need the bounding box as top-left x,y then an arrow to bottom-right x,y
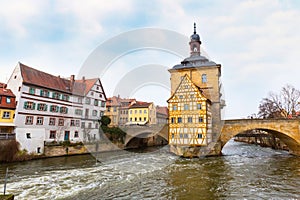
258,84 -> 300,119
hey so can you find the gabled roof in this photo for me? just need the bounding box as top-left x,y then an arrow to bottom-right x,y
18,62 -> 106,98
19,62 -> 72,93
167,74 -> 210,103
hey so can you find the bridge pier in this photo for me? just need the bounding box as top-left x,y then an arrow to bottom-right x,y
170,141 -> 222,157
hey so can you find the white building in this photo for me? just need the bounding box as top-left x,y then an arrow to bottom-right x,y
6,62 -> 107,154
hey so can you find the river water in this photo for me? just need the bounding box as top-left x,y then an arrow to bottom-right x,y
0,140 -> 300,200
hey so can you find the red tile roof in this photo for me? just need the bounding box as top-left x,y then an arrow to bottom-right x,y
0,88 -> 15,97
130,101 -> 152,108
19,62 -> 103,97
156,106 -> 168,116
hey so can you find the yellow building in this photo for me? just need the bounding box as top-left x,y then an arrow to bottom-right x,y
168,23 -> 224,156
128,102 -> 156,125
0,86 -> 16,137
168,74 -> 212,146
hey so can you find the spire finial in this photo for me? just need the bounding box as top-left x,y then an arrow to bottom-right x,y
194,22 -> 196,34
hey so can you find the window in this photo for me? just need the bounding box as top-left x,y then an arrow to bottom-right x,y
188,117 -> 193,123
18,87 -> 21,91
29,87 -> 35,95
6,97 -> 11,104
37,103 -> 47,111
178,117 -> 182,123
74,131 -> 79,138
26,133 -> 31,139
95,123 -> 99,129
171,117 -> 175,124
96,86 -> 99,90
179,95 -> 183,99
60,107 -> 68,114
49,118 -> 56,126
197,134 -> 202,139
113,107 -> 117,112
94,99 -> 98,106
197,103 -> 202,110
92,110 -> 97,116
144,117 -> 146,121
88,123 -> 92,129
144,110 -> 147,114
2,111 -> 10,119
40,90 -> 49,97
130,110 -> 132,114
85,97 -> 91,104
184,134 -> 188,138
70,120 -> 75,126
101,101 -> 105,107
36,117 -> 44,125
135,110 -> 137,114
171,133 -> 174,139
107,107 -> 110,112
173,105 -> 177,111
81,122 -> 85,128
179,133 -> 183,138
190,94 -> 194,99
62,94 -> 69,101
99,94 -> 103,98
50,105 -> 59,112
139,110 -> 142,114
134,117 -> 137,121
184,104 -> 189,110
75,109 -> 83,115
58,118 -> 64,126
90,92 -> 94,96
202,74 -> 207,83
78,97 -> 83,104
24,101 -> 35,110
52,92 -> 61,99
139,117 -> 141,121
130,118 -> 132,121
50,130 -> 56,139
199,117 -> 204,123
25,116 -> 33,125
100,111 -> 104,117
75,120 -> 80,127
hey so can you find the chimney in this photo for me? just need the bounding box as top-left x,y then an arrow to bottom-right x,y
82,76 -> 85,82
70,75 -> 75,91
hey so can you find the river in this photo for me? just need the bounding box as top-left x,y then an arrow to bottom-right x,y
0,140 -> 300,200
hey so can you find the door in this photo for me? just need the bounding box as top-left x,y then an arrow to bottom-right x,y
64,131 -> 70,141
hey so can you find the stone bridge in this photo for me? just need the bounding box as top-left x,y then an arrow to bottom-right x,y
123,124 -> 168,147
221,119 -> 300,155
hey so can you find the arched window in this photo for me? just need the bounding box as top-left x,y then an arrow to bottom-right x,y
202,74 -> 207,83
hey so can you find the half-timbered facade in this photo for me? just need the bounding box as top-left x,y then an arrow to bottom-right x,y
168,74 -> 212,146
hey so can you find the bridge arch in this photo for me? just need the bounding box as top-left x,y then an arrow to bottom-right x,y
221,119 -> 300,155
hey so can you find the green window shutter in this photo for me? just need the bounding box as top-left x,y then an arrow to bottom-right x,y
40,90 -> 43,96
23,102 -> 27,109
44,105 -> 48,111
47,91 -> 50,97
37,104 -> 40,110
59,107 -> 62,113
65,107 -> 68,114
33,103 -> 36,110
52,93 -> 55,98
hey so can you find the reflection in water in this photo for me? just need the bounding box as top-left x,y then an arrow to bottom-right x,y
0,140 -> 299,200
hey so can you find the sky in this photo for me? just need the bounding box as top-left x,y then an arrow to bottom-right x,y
0,0 -> 300,119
